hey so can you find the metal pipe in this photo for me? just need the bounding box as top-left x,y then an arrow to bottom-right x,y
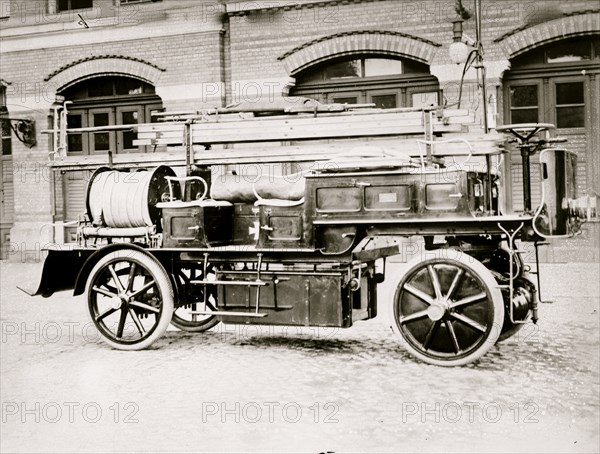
475,0 -> 493,214
474,0 -> 488,134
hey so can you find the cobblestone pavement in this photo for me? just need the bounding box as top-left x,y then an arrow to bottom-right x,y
0,260 -> 598,454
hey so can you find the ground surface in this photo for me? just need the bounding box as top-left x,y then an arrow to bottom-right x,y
1,260 -> 599,454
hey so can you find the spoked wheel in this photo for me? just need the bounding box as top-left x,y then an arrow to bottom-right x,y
389,251 -> 504,366
87,250 -> 174,350
170,263 -> 219,333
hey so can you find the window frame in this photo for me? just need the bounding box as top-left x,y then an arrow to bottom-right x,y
292,55 -> 438,111
504,81 -> 543,125
367,90 -> 401,109
116,105 -> 144,153
551,77 -> 587,130
61,76 -> 163,156
65,108 -> 89,156
510,37 -> 600,71
0,87 -> 11,157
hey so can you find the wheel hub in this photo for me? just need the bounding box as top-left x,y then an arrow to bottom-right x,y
110,293 -> 129,310
427,299 -> 450,321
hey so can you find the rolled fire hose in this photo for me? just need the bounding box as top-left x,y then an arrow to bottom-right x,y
86,166 -> 175,228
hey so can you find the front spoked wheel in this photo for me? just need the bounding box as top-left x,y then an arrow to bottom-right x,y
87,249 -> 174,350
389,251 -> 504,366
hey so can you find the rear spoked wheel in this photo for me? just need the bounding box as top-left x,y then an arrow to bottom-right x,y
170,263 -> 219,333
87,250 -> 174,350
390,251 -> 504,366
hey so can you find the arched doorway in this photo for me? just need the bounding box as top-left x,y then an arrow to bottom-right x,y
291,55 -> 440,109
58,75 -> 163,241
60,75 -> 162,156
503,36 -> 600,212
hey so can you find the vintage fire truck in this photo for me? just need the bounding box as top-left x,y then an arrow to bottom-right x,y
19,94 -> 594,367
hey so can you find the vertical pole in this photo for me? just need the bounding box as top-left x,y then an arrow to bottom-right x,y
522,146 -> 532,211
475,0 -> 488,134
184,120 -> 193,176
60,101 -> 72,157
475,0 -> 494,214
52,105 -> 60,159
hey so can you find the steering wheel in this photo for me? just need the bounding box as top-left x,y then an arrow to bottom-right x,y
496,123 -> 555,145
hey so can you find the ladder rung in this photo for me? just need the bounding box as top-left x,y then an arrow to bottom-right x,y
190,280 -> 268,287
189,310 -> 268,318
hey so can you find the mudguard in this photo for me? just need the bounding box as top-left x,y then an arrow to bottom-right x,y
17,244 -> 158,298
17,248 -> 91,298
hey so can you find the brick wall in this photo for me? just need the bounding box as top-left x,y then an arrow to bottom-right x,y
0,0 -> 598,260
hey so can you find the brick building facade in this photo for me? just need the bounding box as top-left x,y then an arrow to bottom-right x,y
0,0 -> 599,261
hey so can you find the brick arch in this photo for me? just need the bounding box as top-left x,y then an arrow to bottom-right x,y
45,56 -> 166,93
494,11 -> 600,59
278,30 -> 442,76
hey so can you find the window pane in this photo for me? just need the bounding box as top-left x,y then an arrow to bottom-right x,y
556,106 -> 584,128
402,60 -> 430,74
364,59 -> 402,77
594,39 -> 600,60
67,114 -> 82,129
121,111 -> 138,124
511,108 -> 538,124
123,132 -> 136,150
331,96 -> 358,104
94,133 -> 110,151
150,109 -> 162,123
1,118 -> 11,137
68,134 -> 83,152
93,113 -> 109,127
556,82 -> 584,105
547,41 -> 591,63
72,0 -> 93,10
511,50 -> 544,67
116,79 -> 144,95
371,94 -> 397,109
510,85 -> 537,108
58,0 -> 93,11
324,60 -> 361,79
2,138 -> 11,156
88,80 -> 114,98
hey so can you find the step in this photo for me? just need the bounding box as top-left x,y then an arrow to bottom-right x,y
189,310 -> 268,318
189,279 -> 268,287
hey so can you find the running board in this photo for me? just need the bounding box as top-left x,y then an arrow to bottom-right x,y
190,280 -> 268,286
189,310 -> 268,318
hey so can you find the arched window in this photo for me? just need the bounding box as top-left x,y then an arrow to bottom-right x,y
504,36 -> 599,128
503,35 -> 600,213
60,76 -> 163,155
291,55 -> 439,109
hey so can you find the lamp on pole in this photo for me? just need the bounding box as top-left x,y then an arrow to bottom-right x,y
449,0 -> 493,212
448,0 -> 488,132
